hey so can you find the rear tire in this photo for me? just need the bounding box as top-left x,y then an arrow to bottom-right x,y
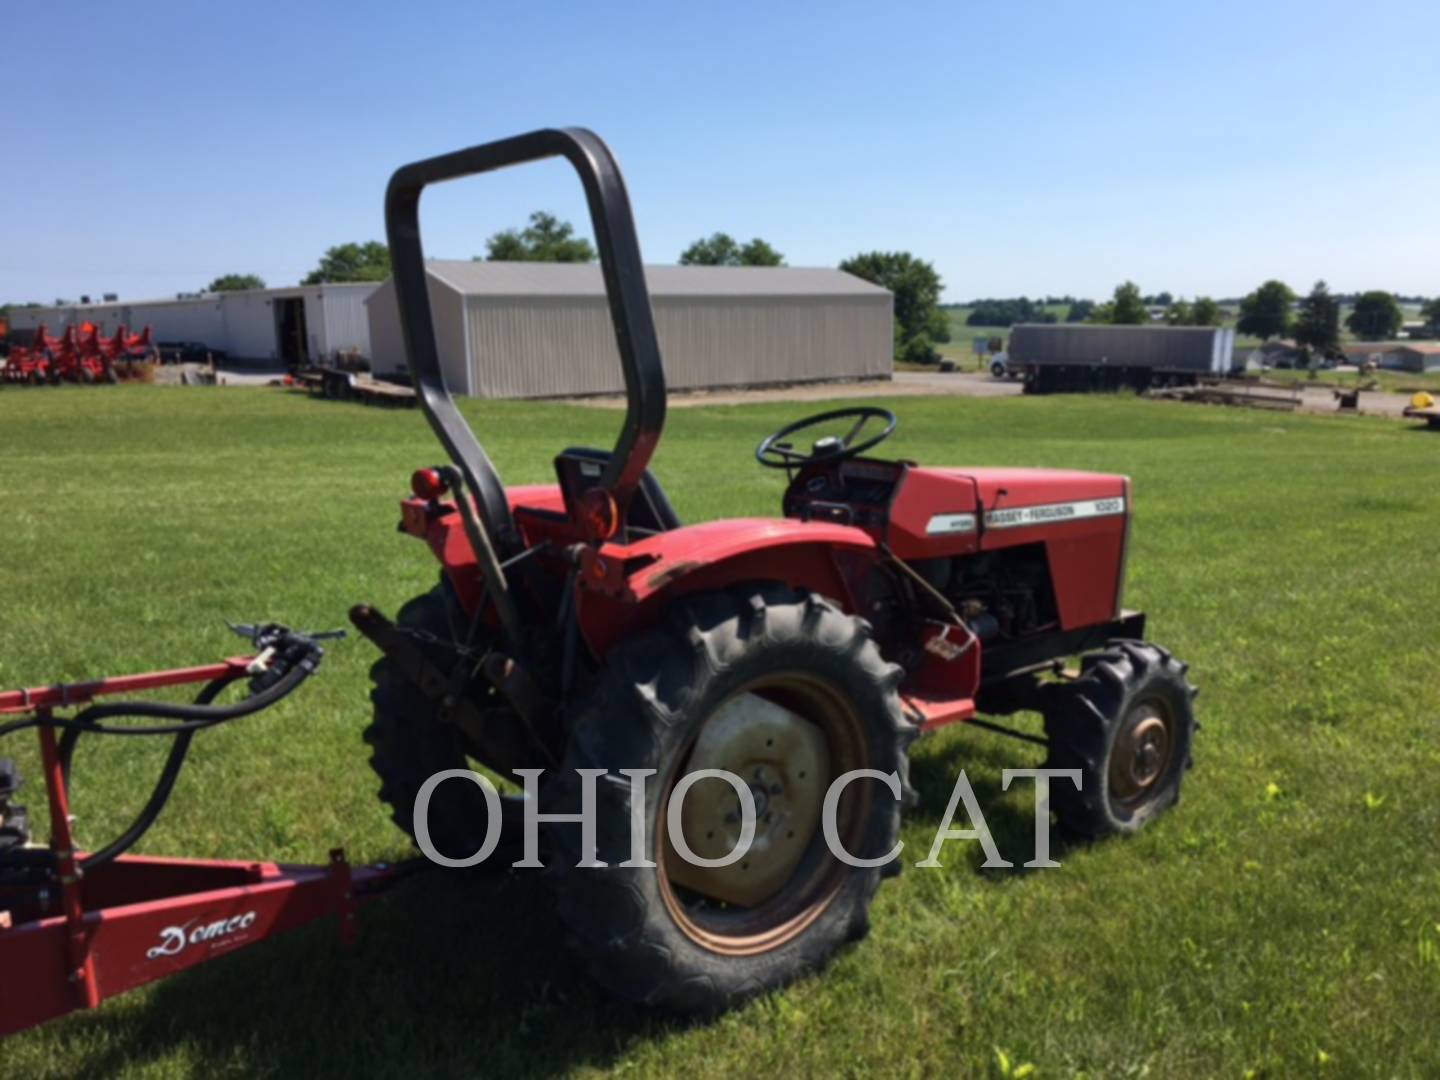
1041,640 -> 1196,839
544,584 -> 916,1015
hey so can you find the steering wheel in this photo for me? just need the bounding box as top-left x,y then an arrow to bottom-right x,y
755,406 -> 898,469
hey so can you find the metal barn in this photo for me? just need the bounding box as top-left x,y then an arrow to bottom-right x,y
8,284 -> 377,366
366,261 -> 893,398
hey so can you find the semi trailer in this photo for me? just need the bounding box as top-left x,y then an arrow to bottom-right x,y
1011,323 -> 1236,394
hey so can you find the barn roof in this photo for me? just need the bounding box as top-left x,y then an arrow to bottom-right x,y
421,260 -> 890,299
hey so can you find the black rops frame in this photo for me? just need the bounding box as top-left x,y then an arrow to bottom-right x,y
384,127 -> 668,559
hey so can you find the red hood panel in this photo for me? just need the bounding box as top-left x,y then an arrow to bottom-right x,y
920,467 -> 1126,505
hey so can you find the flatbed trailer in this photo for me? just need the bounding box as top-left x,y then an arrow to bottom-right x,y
295,367 -> 416,406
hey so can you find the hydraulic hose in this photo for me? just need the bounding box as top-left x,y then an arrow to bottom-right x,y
67,674 -> 241,872
0,645 -> 319,876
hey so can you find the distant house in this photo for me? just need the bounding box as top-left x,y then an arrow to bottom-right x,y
1403,321 -> 1435,341
1344,342 -> 1440,373
1252,338 -> 1305,368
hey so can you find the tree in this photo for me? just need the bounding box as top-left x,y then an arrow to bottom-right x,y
738,237 -> 785,267
1109,281 -> 1149,324
1143,291 -> 1174,306
206,273 -> 265,292
1066,299 -> 1096,322
1190,296 -> 1220,327
1293,280 -> 1341,353
1345,290 -> 1403,340
839,251 -> 949,363
1421,297 -> 1440,332
303,242 -> 390,285
1165,299 -> 1193,326
965,297 -> 1056,327
482,212 -> 596,262
680,232 -> 740,265
1236,280 -> 1295,340
679,232 -> 786,266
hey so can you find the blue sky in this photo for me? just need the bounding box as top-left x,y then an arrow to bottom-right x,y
6,1 -> 1436,305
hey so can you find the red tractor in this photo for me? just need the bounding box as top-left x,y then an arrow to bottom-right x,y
354,128 -> 1197,1014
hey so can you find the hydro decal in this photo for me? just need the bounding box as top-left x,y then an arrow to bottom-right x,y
925,512 -> 978,535
985,497 -> 1126,530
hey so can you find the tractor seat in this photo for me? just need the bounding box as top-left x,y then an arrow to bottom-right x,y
554,447 -> 683,535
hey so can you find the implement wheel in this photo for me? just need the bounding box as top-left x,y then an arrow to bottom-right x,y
543,583 -> 916,1015
1041,640 -> 1197,839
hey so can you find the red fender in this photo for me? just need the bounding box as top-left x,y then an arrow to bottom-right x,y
400,490 -> 882,657
574,518 -> 880,656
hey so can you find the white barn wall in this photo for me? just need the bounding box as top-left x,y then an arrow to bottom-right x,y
465,298 -> 617,397
462,293 -> 892,398
222,293 -> 279,360
366,281 -> 405,376
316,285 -> 375,357
9,299 -> 226,343
366,277 -> 466,384
10,286 -> 377,363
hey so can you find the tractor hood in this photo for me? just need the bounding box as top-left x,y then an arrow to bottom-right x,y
939,467 -> 1126,519
887,466 -> 1129,559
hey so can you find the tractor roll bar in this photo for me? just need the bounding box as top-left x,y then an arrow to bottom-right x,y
384,128 -> 668,559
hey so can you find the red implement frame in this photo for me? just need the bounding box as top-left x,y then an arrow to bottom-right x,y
0,657 -> 407,1039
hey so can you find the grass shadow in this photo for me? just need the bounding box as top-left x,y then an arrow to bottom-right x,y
55,867 -> 685,1078
908,725 -> 1079,875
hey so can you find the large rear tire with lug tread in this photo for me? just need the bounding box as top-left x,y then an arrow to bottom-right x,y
1041,640 -> 1196,839
543,583 -> 917,1015
363,583 -> 499,863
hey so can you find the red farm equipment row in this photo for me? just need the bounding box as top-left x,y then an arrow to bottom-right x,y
1,323 -> 156,386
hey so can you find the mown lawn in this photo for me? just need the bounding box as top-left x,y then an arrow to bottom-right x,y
2,385 -> 1438,1078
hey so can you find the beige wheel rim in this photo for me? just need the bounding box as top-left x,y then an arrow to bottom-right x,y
658,673 -> 868,956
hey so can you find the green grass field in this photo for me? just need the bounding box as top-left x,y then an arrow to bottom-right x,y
3,386 -> 1439,1078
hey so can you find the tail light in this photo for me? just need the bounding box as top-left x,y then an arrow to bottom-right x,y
410,468 -> 447,500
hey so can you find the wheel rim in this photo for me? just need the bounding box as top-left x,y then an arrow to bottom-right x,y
658,673 -> 869,956
1108,700 -> 1174,806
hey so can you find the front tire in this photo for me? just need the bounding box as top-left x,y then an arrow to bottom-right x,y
544,584 -> 916,1015
1041,640 -> 1196,839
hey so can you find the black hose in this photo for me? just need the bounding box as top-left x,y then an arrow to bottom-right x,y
0,661 -> 311,740
58,674 -> 238,786
77,675 -> 241,873
0,656 -> 315,876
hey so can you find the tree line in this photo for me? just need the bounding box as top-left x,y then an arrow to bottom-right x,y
59,209 -> 1434,368
956,280 -> 1431,353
